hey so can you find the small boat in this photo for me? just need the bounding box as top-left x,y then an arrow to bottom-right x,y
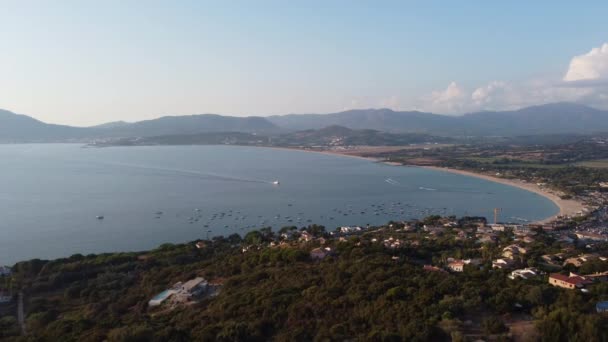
96,215 -> 104,220
272,180 -> 280,185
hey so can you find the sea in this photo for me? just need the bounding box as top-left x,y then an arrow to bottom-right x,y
0,144 -> 558,264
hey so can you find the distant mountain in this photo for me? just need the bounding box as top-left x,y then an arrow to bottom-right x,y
0,111 -> 279,142
90,114 -> 280,137
459,102 -> 608,136
0,109 -> 86,142
2,102 -> 608,142
91,121 -> 130,129
268,108 -> 458,133
268,103 -> 608,136
94,125 -> 451,147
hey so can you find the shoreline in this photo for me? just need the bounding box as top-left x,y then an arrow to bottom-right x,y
273,146 -> 585,224
95,144 -> 586,224
263,146 -> 402,165
418,166 -> 585,224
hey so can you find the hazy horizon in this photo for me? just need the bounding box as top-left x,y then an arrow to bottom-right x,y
2,1 -> 608,126
3,101 -> 606,128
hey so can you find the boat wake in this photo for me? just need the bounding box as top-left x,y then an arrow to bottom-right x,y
419,186 -> 437,191
90,161 -> 270,184
510,216 -> 529,222
385,178 -> 401,186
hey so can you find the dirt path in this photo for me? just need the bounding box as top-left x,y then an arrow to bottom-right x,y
18,291 -> 26,335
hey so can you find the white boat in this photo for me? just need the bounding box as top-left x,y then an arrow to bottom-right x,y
272,180 -> 280,185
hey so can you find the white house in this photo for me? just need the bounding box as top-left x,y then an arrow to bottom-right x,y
509,268 -> 539,280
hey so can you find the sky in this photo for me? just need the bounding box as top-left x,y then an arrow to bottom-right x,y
1,1 -> 608,126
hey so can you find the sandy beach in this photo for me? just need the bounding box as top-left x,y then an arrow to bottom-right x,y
269,146 -> 585,224
419,166 -> 585,224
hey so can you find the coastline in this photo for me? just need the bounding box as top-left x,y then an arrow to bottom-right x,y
263,145 -> 403,165
272,146 -> 585,224
415,166 -> 585,224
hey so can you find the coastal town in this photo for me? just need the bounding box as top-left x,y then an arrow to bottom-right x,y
3,2 -> 608,339
3,206 -> 608,339
3,137 -> 608,339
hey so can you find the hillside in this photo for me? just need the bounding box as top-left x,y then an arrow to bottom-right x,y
91,114 -> 280,137
268,103 -> 608,136
2,103 -> 608,142
93,125 -> 451,147
268,108 -> 457,133
0,109 -> 86,142
271,125 -> 452,146
2,221 -> 607,341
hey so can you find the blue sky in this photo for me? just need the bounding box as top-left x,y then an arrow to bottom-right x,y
1,1 -> 608,125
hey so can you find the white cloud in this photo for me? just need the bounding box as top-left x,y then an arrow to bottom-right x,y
564,43 -> 608,81
415,43 -> 608,114
378,95 -> 401,109
471,81 -> 516,108
425,81 -> 469,113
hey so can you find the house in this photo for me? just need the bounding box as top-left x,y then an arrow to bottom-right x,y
447,260 -> 465,272
464,258 -> 483,266
513,225 -> 533,235
0,266 -> 11,277
455,230 -> 468,240
149,277 -> 210,307
502,244 -> 527,259
596,301 -> 608,313
299,231 -> 313,242
509,244 -> 528,254
557,235 -> 575,244
492,258 -> 515,269
584,271 -> 608,283
340,226 -> 362,234
423,265 -> 448,274
505,224 -> 523,231
310,247 -> 332,260
477,234 -> 497,244
541,253 -> 565,267
195,241 -> 206,249
542,225 -> 555,232
490,224 -> 505,232
423,226 -> 445,235
548,273 -> 592,290
383,237 -> 403,249
477,226 -> 494,234
575,231 -> 608,242
401,225 -> 415,232
177,277 -> 208,297
563,254 -> 602,267
509,268 -> 539,280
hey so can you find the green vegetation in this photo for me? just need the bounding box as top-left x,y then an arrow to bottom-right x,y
1,222 -> 607,341
577,159 -> 608,169
93,125 -> 453,148
374,139 -> 608,195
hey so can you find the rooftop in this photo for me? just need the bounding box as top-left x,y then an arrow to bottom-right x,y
182,277 -> 207,292
549,273 -> 590,286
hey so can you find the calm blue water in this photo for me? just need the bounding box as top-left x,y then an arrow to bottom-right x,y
0,144 -> 558,264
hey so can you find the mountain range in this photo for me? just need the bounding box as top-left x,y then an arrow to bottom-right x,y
1,102 -> 608,142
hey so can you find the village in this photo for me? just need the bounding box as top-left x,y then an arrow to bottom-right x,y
224,211 -> 608,317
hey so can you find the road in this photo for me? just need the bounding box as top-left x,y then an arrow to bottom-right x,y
18,291 -> 26,335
